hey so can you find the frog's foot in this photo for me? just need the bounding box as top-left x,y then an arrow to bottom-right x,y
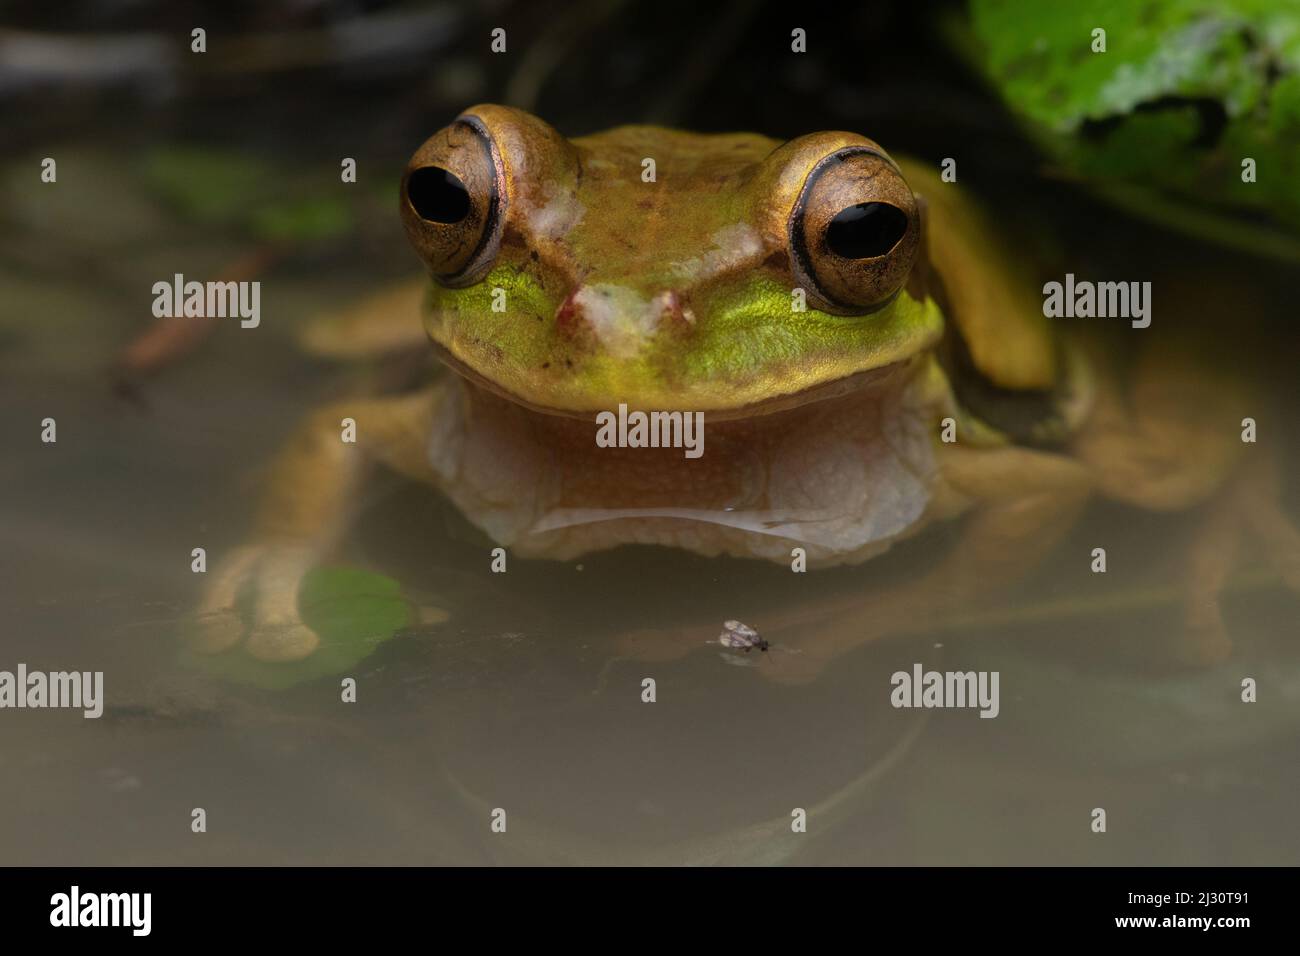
191,544 -> 321,663
1178,454 -> 1300,665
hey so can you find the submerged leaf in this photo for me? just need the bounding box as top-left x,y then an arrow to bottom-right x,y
179,566 -> 412,690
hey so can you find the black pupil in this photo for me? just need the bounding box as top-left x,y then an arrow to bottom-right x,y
825,202 -> 908,259
407,166 -> 471,223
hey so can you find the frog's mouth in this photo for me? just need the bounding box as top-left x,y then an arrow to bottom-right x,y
426,339 -> 940,560
428,340 -> 920,422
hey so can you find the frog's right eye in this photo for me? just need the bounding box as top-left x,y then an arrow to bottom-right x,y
401,118 -> 506,287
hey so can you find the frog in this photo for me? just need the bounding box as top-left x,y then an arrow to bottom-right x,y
192,104 -> 1300,683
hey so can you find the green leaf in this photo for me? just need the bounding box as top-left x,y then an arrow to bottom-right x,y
142,147 -> 360,244
179,566 -> 411,690
141,147 -> 275,226
963,0 -> 1300,255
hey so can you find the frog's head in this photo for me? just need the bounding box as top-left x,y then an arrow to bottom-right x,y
400,104 -> 941,417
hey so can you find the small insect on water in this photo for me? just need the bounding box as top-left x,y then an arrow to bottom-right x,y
718,619 -> 769,653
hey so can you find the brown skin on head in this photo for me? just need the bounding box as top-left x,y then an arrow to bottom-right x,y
398,104 -> 940,416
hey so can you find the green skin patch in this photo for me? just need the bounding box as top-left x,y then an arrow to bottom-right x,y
426,266 -> 944,413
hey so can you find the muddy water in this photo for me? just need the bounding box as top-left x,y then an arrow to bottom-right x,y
2,132 -> 1299,867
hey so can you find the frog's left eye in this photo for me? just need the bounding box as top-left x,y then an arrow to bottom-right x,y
401,117 -> 506,287
788,148 -> 919,314
406,167 -> 471,224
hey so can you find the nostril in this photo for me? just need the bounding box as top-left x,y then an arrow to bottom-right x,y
555,290 -> 582,335
556,287 -> 695,339
653,290 -> 694,327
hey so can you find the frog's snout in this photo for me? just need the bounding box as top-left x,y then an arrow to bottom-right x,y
555,284 -> 694,355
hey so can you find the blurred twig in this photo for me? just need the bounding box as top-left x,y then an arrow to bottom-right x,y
0,7 -> 461,93
504,0 -> 626,112
929,567 -> 1283,633
111,243 -> 282,396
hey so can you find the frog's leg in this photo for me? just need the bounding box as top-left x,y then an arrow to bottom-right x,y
297,277 -> 431,359
1161,447 -> 1299,664
1069,337 -> 1247,510
761,443 -> 1094,684
1238,455 -> 1300,591
1068,338 -> 1300,664
193,384 -> 445,662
